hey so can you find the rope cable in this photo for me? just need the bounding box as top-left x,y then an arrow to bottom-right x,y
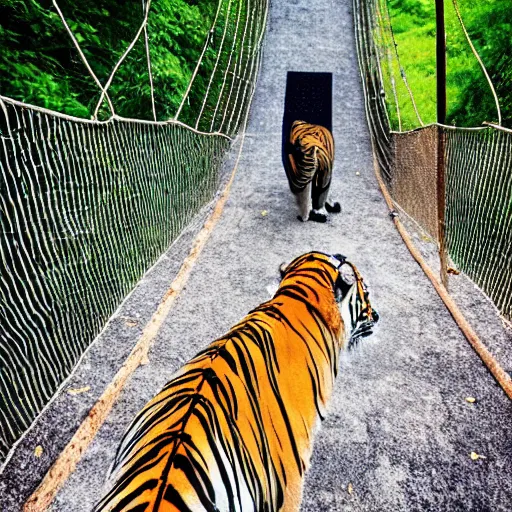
226,0 -> 258,134
174,0 -> 225,121
451,0 -> 502,125
195,0 -> 234,130
219,0 -> 252,133
378,0 -> 401,130
383,0 -> 424,126
142,0 -> 157,122
92,0 -> 154,119
209,0 -> 244,132
51,0 -> 115,117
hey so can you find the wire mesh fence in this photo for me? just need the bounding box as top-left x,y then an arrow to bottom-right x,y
445,126 -> 512,318
0,0 -> 268,462
354,0 -> 511,321
391,125 -> 439,240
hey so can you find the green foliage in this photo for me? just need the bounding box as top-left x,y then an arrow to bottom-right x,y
0,0 -> 217,121
447,0 -> 512,127
376,0 -> 438,129
378,0 -> 512,130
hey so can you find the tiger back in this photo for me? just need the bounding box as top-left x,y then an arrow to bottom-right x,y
94,252 -> 377,512
286,120 -> 334,199
285,121 -> 340,222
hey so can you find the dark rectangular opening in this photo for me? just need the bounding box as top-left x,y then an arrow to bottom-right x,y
282,71 -> 333,169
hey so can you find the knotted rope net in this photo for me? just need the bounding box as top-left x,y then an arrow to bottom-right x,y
354,0 -> 511,320
0,0 -> 268,462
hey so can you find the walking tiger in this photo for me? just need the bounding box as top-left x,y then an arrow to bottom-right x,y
284,121 -> 341,223
94,251 -> 378,512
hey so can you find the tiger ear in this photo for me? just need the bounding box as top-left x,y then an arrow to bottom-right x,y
279,261 -> 289,277
339,263 -> 356,285
332,253 -> 346,263
334,263 -> 356,303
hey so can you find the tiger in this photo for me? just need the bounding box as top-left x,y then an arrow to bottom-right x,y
284,120 -> 341,223
94,251 -> 378,512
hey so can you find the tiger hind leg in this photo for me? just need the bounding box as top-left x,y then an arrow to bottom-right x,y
295,183 -> 328,223
316,188 -> 341,214
295,183 -> 314,222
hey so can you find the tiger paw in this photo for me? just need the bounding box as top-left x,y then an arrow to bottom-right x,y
308,211 -> 328,223
325,201 -> 341,213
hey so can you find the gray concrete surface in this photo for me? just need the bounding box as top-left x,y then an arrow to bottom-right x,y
3,0 -> 512,510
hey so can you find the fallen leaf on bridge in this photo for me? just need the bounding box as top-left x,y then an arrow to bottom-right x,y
470,452 -> 486,460
347,482 -> 353,494
67,386 -> 91,395
34,445 -> 43,458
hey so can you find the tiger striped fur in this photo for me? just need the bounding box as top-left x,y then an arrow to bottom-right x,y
285,121 -> 340,223
94,252 -> 378,512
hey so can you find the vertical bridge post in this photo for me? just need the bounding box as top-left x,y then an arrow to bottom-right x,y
436,0 -> 448,288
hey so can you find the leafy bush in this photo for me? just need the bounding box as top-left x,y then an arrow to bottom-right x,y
0,0 -> 217,121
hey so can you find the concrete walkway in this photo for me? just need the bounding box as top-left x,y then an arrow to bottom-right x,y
7,0 -> 511,510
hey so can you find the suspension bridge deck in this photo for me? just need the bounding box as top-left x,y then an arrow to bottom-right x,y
1,0 -> 511,510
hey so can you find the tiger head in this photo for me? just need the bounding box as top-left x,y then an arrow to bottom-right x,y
329,253 -> 379,348
279,252 -> 378,348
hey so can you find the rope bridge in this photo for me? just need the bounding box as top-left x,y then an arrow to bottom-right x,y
355,0 -> 512,322
0,0 -> 268,462
1,0 -> 511,469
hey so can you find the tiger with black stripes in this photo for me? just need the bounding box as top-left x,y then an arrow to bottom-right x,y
284,120 -> 341,223
94,251 -> 378,512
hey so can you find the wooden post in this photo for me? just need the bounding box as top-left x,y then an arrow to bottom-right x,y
436,0 -> 448,288
437,127 -> 448,288
436,0 -> 447,126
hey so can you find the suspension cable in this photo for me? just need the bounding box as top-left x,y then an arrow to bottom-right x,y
377,0 -> 402,131
451,0 -> 501,125
51,0 -> 115,118
384,0 -> 424,126
142,0 -> 157,122
92,0 -> 154,119
174,0 -> 225,121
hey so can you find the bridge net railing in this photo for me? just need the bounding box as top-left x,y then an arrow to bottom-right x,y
0,0 -> 268,462
354,0 -> 511,321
